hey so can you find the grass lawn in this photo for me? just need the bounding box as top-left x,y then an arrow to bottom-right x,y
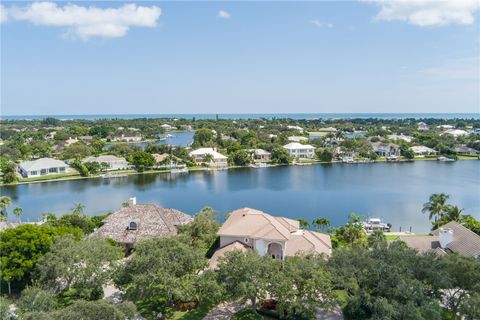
171,304 -> 211,320
18,171 -> 80,183
385,234 -> 399,241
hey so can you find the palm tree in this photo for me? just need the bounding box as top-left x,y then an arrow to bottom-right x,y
71,202 -> 86,215
13,207 -> 23,223
444,205 -> 463,222
203,154 -> 214,165
312,217 -> 331,232
0,196 -> 12,221
297,219 -> 310,229
422,193 -> 450,221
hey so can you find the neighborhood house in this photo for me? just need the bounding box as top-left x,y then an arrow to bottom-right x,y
409,146 -> 438,156
189,148 -> 228,166
83,155 -> 131,170
372,142 -> 401,157
247,149 -> 272,162
18,158 -> 70,178
283,142 -> 315,159
210,208 -> 332,268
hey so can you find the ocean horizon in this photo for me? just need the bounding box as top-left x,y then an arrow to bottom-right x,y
2,112 -> 480,121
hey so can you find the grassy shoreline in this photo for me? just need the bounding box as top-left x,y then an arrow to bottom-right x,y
2,156 -> 478,187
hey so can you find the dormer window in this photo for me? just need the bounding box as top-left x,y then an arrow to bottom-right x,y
128,221 -> 138,230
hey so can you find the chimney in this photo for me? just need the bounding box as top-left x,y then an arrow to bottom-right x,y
439,228 -> 454,249
128,197 -> 137,207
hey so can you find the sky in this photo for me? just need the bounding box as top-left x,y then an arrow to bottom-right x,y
1,1 -> 479,115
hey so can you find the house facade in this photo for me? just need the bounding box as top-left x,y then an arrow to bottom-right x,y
283,143 -> 315,159
372,142 -> 401,157
409,146 -> 438,156
215,208 -> 332,263
18,158 -> 70,178
189,148 -> 228,167
454,146 -> 479,155
247,149 -> 271,162
83,155 -> 131,170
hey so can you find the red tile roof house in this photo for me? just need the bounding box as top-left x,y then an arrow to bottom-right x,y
209,208 -> 332,269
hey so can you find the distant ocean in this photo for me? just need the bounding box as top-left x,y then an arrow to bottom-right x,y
2,113 -> 479,121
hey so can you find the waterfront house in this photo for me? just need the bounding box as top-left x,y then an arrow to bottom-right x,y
437,125 -> 454,130
308,128 -> 337,140
161,124 -> 177,131
112,134 -> 143,142
371,142 -> 401,157
454,145 -> 479,155
83,155 -> 131,170
288,136 -> 308,142
94,197 -> 192,251
152,153 -> 183,168
65,137 -> 79,146
409,146 -> 438,156
283,142 -> 315,159
18,158 -> 70,178
189,148 -> 228,167
398,221 -> 480,258
213,208 -> 332,265
247,149 -> 271,163
444,129 -> 469,137
417,122 -> 429,131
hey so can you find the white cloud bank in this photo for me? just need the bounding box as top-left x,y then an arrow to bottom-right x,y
367,0 -> 480,26
3,2 -> 161,40
217,10 -> 230,19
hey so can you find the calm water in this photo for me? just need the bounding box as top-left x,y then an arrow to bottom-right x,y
105,131 -> 194,150
3,113 -> 480,120
1,161 -> 479,233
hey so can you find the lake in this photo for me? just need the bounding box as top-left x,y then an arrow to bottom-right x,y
1,160 -> 479,233
105,131 -> 194,150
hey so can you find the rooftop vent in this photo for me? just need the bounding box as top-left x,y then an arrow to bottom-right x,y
128,197 -> 137,207
439,228 -> 454,249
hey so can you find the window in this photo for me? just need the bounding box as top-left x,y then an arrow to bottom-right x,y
244,238 -> 249,243
30,171 -> 37,176
128,221 -> 138,230
59,167 -> 65,172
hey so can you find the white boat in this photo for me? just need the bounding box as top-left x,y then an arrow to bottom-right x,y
362,218 -> 391,232
170,167 -> 188,174
386,155 -> 399,161
437,156 -> 456,162
342,157 -> 355,163
101,173 -> 128,179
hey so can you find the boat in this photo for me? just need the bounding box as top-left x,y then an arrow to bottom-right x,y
170,167 -> 188,174
437,156 -> 456,162
386,155 -> 399,162
342,157 -> 355,164
362,217 -> 391,232
100,173 -> 129,179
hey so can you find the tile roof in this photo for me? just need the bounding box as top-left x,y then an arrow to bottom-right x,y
431,221 -> 480,257
94,204 -> 192,245
283,142 -> 315,150
19,158 -> 68,172
208,241 -> 251,270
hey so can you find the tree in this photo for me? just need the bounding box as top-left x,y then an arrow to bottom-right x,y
177,207 -> 220,250
216,250 -> 279,310
0,225 -> 82,294
113,237 -> 208,318
35,235 -> 122,300
17,286 -> 57,314
71,160 -> 89,177
297,218 -> 310,229
316,149 -> 333,162
61,142 -> 93,160
202,153 -> 214,165
402,148 -> 415,160
331,213 -> 366,248
229,150 -> 251,166
129,151 -> 155,172
193,128 -> 214,147
422,193 -> 450,221
71,202 -> 86,215
46,212 -> 96,235
0,159 -> 18,184
0,196 -> 12,221
367,230 -> 387,249
270,255 -> 336,319
13,207 -> 23,223
270,147 -> 290,164
312,217 -> 330,232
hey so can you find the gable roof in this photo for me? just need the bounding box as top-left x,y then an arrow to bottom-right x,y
283,142 -> 315,150
208,241 -> 251,270
431,221 -> 480,257
189,148 -> 228,160
19,158 -> 68,171
83,155 -> 127,163
398,235 -> 445,255
94,204 -> 192,244
285,230 -> 332,256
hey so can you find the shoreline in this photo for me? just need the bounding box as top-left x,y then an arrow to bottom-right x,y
2,156 -> 478,187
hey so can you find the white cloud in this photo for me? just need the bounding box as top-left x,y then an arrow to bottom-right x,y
0,5 -> 8,23
366,0 -> 480,27
310,19 -> 333,28
5,2 -> 161,40
217,10 -> 231,19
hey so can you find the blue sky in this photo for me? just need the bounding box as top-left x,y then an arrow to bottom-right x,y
1,1 -> 479,115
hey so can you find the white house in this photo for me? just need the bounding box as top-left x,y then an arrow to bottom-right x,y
214,208 -> 332,263
286,125 -> 304,133
247,149 -> 271,162
18,158 -> 70,178
161,124 -> 177,131
372,142 -> 401,157
112,134 -> 143,142
283,142 -> 315,159
288,136 -> 308,142
417,122 -> 429,131
387,134 -> 413,143
409,146 -> 438,156
444,129 -> 469,137
83,155 -> 131,170
189,148 -> 228,167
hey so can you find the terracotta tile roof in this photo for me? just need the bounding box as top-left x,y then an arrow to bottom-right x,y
208,241 -> 251,270
94,204 -> 192,245
285,230 -> 332,256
